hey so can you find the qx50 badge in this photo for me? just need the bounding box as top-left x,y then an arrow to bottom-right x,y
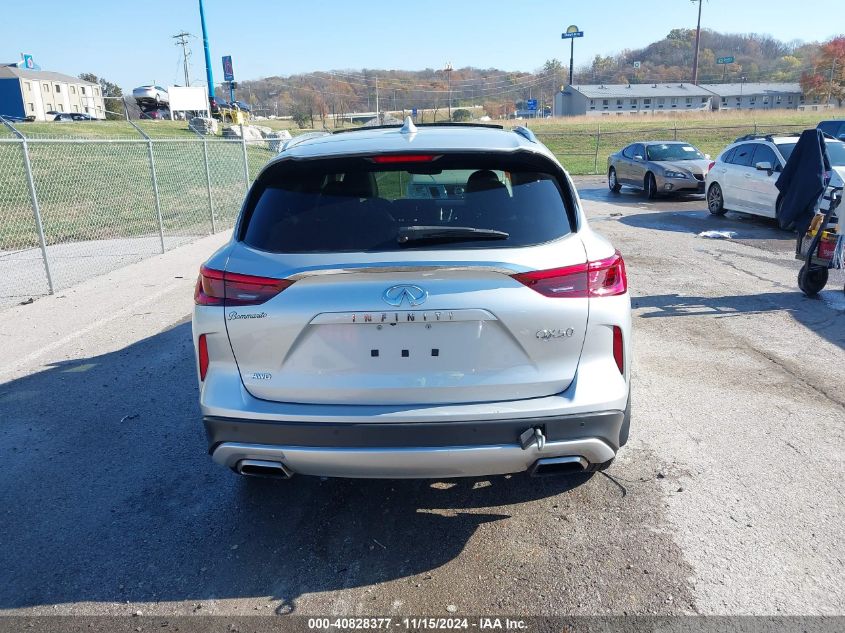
536,328 -> 575,340
382,284 -> 428,307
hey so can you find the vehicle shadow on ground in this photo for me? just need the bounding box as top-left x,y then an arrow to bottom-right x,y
617,209 -> 789,240
578,187 -> 705,206
0,321 -> 591,612
634,291 -> 845,351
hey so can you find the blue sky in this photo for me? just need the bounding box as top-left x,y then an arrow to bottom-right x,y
1,0 -> 840,91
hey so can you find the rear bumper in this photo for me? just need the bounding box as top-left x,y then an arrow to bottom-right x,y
205,407 -> 628,478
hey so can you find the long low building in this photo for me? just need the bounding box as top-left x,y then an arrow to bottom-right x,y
699,82 -> 803,111
554,82 -> 810,117
0,63 -> 106,121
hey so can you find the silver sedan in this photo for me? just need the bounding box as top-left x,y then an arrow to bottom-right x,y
607,141 -> 711,199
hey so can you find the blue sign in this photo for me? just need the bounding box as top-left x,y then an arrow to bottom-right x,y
412,107 -> 418,117
23,54 -> 34,69
527,99 -> 538,111
222,55 -> 234,82
561,31 -> 584,39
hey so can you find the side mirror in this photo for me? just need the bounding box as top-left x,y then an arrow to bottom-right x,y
755,161 -> 773,172
704,154 -> 711,160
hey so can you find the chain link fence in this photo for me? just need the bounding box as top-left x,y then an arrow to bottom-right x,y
0,115 -> 819,308
0,117 -> 281,308
536,121 -> 814,176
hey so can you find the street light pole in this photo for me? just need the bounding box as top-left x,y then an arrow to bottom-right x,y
691,0 -> 703,85
198,0 -> 214,102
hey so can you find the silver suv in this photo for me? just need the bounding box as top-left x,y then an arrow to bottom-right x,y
192,119 -> 632,480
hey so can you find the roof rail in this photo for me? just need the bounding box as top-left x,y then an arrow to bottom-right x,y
733,132 -> 801,143
512,126 -> 537,143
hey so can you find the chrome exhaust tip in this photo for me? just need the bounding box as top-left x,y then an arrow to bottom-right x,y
528,456 -> 588,477
236,459 -> 293,479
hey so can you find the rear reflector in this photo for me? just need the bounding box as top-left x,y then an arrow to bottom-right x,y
198,334 -> 209,381
194,266 -> 292,306
612,326 -> 624,374
512,250 -> 627,298
370,154 -> 439,164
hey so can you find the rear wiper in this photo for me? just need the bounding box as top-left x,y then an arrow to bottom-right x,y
397,225 -> 509,245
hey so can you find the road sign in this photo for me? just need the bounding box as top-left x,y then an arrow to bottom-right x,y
717,56 -> 735,65
222,55 -> 234,82
527,99 -> 538,111
562,31 -> 584,39
633,61 -> 641,69
412,107 -> 418,117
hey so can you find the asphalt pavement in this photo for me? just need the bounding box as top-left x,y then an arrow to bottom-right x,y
0,177 -> 842,617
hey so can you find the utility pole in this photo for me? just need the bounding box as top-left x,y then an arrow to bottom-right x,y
691,0 -> 703,85
444,62 -> 453,120
172,31 -> 192,86
375,76 -> 379,120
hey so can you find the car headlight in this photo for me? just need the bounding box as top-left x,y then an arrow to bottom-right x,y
664,170 -> 688,179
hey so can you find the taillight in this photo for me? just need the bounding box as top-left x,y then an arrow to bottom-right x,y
198,333 -> 209,381
512,251 -> 627,298
708,161 -> 716,171
194,265 -> 292,306
612,326 -> 624,374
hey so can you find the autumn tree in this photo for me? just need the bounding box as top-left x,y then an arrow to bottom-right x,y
801,36 -> 845,106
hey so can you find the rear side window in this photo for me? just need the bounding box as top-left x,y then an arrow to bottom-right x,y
730,144 -> 756,167
241,155 -> 574,253
720,147 -> 737,164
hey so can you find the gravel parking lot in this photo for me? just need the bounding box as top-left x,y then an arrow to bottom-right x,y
0,177 -> 842,617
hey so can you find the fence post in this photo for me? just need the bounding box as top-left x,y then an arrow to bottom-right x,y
673,121 -> 678,141
594,125 -> 601,175
240,123 -> 250,195
20,138 -> 55,294
202,138 -> 217,233
146,140 -> 166,254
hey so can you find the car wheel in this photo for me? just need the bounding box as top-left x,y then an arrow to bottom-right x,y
644,173 -> 657,199
775,196 -> 794,231
707,183 -> 726,215
608,167 -> 621,193
798,264 -> 828,297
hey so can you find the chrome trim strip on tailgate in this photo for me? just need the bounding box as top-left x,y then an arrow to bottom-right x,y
286,263 -> 525,281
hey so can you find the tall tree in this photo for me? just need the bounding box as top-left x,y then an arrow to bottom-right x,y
801,36 -> 845,106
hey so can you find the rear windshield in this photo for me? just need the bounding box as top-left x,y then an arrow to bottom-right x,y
241,155 -> 574,252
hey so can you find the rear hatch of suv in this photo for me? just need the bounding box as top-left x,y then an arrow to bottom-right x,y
208,151 -> 597,406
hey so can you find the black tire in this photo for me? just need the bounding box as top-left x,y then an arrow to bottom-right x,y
644,173 -> 657,200
775,197 -> 795,231
798,265 -> 828,297
707,183 -> 727,215
608,167 -> 621,193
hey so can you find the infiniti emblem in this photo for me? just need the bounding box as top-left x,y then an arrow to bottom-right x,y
382,284 -> 428,307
